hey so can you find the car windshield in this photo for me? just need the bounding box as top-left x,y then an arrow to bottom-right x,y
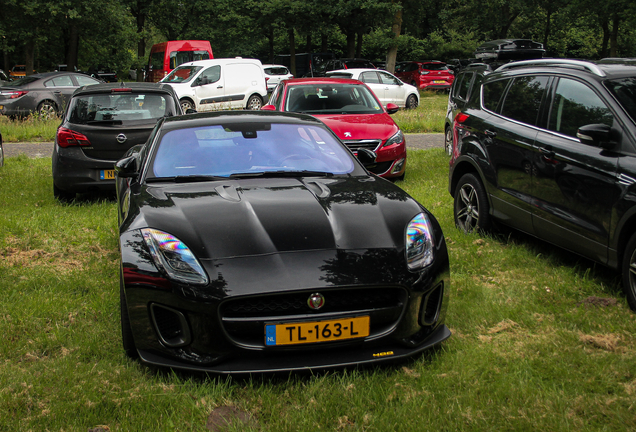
285,84 -> 383,114
265,67 -> 289,75
605,77 -> 636,123
162,66 -> 203,83
149,123 -> 355,179
423,63 -> 448,71
67,93 -> 172,124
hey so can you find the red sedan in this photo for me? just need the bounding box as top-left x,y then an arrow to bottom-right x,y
262,78 -> 406,179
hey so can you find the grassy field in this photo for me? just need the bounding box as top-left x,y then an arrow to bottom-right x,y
0,91 -> 447,142
1,151 -> 635,431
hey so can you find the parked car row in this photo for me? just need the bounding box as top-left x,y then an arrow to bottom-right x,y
447,58 -> 636,312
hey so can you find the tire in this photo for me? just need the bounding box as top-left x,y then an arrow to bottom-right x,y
37,100 -> 58,119
180,99 -> 194,112
454,173 -> 491,233
444,126 -> 452,156
120,267 -> 139,359
53,184 -> 75,203
621,232 -> 636,311
406,94 -> 418,109
246,94 -> 263,110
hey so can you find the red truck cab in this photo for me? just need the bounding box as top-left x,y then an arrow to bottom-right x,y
146,40 -> 213,82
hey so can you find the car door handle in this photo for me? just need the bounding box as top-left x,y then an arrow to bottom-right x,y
217,85 -> 223,89
485,130 -> 497,138
54,91 -> 62,94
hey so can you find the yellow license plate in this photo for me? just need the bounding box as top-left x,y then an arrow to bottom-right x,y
434,80 -> 445,84
265,316 -> 370,346
100,169 -> 115,180
0,105 -> 4,110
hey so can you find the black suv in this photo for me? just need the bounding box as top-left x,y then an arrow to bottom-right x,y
52,82 -> 182,201
448,59 -> 636,310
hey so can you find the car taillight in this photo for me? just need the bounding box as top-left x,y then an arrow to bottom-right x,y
265,77 -> 270,82
111,88 -> 132,93
455,113 -> 470,124
3,90 -> 28,99
57,127 -> 91,147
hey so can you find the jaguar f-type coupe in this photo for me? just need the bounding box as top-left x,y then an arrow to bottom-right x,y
115,110 -> 450,373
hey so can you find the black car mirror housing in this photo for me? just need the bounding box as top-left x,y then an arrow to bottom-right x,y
577,123 -> 617,150
356,148 -> 377,165
115,155 -> 139,178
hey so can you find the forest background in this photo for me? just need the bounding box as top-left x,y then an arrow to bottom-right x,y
1,0 -> 635,79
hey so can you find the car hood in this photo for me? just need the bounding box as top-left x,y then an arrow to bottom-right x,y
123,176 -> 423,260
315,113 -> 399,141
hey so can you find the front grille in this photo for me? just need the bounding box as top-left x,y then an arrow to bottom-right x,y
343,139 -> 381,152
220,287 -> 408,347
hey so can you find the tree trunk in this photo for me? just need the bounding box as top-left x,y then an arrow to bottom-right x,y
355,32 -> 363,58
268,26 -> 275,63
386,3 -> 402,74
66,23 -> 79,71
289,27 -> 296,77
321,32 -> 328,52
346,30 -> 356,58
600,19 -> 610,58
136,13 -> 146,82
306,33 -> 312,53
542,9 -> 552,54
25,39 -> 35,76
610,11 -> 619,57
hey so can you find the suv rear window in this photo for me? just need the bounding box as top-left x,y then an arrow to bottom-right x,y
422,63 -> 448,71
68,93 -> 172,124
499,76 -> 548,126
265,67 -> 289,75
482,79 -> 510,113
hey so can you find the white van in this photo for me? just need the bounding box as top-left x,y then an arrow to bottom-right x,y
160,58 -> 268,111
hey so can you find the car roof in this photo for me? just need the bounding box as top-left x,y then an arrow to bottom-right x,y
282,77 -> 366,86
179,58 -> 263,67
72,82 -> 178,96
327,68 -> 381,76
160,110 -> 326,132
262,64 -> 288,68
492,59 -> 636,80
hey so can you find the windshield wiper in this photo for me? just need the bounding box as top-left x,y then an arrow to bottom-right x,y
229,170 -> 333,178
146,175 -> 225,183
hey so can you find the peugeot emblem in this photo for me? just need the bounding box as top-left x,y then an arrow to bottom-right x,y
308,293 -> 325,310
344,132 -> 352,138
116,133 -> 127,144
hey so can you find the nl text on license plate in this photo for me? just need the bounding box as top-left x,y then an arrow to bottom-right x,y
265,316 -> 370,346
100,169 -> 115,180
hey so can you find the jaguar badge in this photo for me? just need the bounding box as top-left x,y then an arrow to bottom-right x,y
307,293 -> 325,310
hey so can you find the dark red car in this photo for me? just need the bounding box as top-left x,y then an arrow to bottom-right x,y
395,61 -> 455,90
262,78 -> 407,179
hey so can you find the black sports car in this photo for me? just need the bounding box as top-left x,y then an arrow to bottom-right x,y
115,110 -> 450,373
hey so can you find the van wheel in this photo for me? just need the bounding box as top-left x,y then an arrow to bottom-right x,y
246,95 -> 263,110
444,126 -> 452,156
621,232 -> 636,312
406,94 -> 418,109
454,173 -> 491,233
180,99 -> 194,112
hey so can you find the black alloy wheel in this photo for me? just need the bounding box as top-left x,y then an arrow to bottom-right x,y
454,173 -> 491,233
621,232 -> 636,312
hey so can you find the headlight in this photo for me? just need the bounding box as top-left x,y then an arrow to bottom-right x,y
141,228 -> 208,285
405,213 -> 434,271
383,130 -> 404,147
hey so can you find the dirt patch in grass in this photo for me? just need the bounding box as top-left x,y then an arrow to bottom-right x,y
579,333 -> 621,351
578,296 -> 619,308
2,246 -> 85,272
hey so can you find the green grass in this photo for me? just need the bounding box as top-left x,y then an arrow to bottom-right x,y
0,91 -> 447,143
1,151 -> 635,431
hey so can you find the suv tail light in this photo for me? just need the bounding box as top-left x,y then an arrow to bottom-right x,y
455,113 -> 470,124
57,127 -> 91,147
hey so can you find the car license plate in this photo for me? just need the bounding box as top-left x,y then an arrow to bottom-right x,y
0,105 -> 3,109
434,80 -> 445,84
100,169 -> 115,180
265,316 -> 370,346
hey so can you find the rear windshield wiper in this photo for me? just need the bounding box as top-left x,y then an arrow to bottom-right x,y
86,120 -> 123,125
229,170 -> 334,178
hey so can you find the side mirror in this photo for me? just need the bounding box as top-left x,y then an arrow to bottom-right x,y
261,104 -> 277,111
577,124 -> 616,149
115,155 -> 139,179
386,103 -> 399,114
356,148 -> 377,166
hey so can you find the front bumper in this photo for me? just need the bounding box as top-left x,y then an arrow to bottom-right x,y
120,230 -> 451,373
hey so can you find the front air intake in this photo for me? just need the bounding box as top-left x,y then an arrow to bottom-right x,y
150,304 -> 191,347
420,283 -> 444,326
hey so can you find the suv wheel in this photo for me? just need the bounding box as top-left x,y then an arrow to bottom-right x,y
621,232 -> 636,311
454,173 -> 491,233
246,94 -> 263,110
444,127 -> 452,156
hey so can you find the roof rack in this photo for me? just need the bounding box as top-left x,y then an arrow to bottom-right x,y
495,59 -> 606,77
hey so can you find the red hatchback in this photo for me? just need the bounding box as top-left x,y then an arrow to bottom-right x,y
262,78 -> 406,179
395,61 -> 454,90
